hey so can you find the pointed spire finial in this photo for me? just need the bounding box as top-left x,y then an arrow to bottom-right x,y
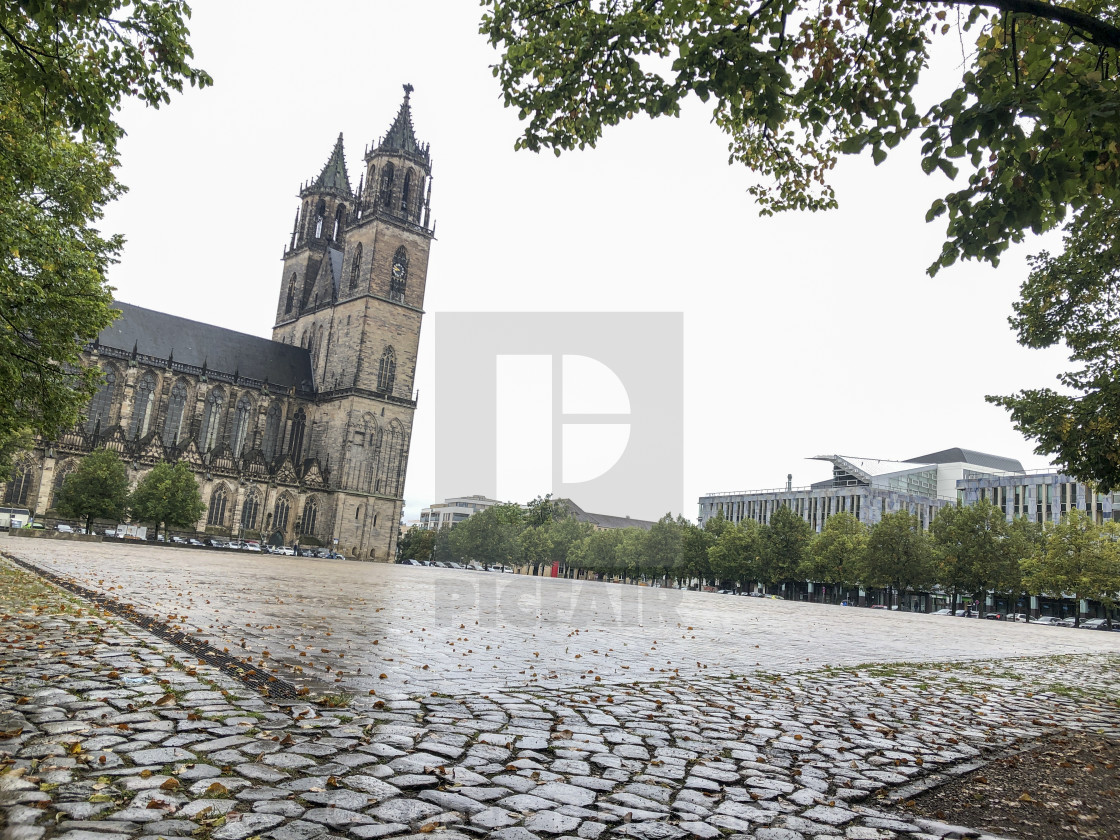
372,84 -> 428,163
309,133 -> 353,195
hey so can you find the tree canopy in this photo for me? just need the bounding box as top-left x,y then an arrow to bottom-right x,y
54,448 -> 129,533
481,0 -> 1120,273
0,2 -> 210,448
128,461 -> 204,539
989,201 -> 1120,490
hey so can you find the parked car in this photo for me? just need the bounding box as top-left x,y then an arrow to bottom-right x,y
1079,618 -> 1113,630
983,612 -> 1003,620
1011,614 -> 1029,622
932,608 -> 954,615
1032,616 -> 1065,627
187,538 -> 204,546
241,541 -> 262,552
55,523 -> 73,533
1057,617 -> 1079,627
276,546 -> 295,556
171,536 -> 187,544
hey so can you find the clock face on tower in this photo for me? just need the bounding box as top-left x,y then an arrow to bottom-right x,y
392,262 -> 405,281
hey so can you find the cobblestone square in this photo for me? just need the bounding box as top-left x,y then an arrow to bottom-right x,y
2,540 -> 1119,840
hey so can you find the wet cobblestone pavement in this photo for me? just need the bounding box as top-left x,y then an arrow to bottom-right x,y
3,545 -> 1120,840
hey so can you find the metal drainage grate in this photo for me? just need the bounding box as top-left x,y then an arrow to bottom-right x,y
4,553 -> 300,700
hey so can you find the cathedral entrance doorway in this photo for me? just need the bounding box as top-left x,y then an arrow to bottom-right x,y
268,531 -> 285,546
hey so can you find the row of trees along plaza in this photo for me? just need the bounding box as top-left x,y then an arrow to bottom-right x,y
51,449 -> 204,541
398,497 -> 1120,625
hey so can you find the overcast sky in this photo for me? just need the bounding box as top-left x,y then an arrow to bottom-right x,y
100,1 -> 1068,522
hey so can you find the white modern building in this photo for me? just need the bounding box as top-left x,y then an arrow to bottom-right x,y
418,495 -> 506,530
698,448 -> 1025,532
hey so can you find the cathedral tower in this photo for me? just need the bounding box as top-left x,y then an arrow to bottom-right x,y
272,85 -> 434,559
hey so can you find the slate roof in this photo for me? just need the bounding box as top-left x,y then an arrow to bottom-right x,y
906,448 -> 1024,473
376,84 -> 429,162
560,499 -> 658,531
97,301 -> 314,390
314,133 -> 352,194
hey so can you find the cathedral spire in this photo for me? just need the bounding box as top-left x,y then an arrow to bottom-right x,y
312,133 -> 352,195
375,84 -> 429,162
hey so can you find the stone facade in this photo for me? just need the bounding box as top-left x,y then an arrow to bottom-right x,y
0,87 -> 433,561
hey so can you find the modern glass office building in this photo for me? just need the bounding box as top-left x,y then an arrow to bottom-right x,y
698,448 -> 1024,532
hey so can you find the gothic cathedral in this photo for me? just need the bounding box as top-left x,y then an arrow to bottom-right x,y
0,86 -> 433,561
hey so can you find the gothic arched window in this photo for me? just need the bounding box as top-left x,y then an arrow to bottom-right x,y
200,388 -> 225,453
85,367 -> 118,435
377,347 -> 396,394
379,162 -> 395,207
163,380 -> 188,445
206,485 -> 228,527
300,498 -> 318,536
313,200 -> 326,238
242,491 -> 261,531
285,274 -> 297,314
389,246 -> 408,302
129,372 -> 157,440
262,402 -> 282,460
401,170 -> 412,214
349,243 -> 363,291
288,408 -> 306,461
4,460 -> 33,506
332,204 -> 345,241
274,496 -> 291,532
230,395 -> 252,456
51,462 -> 75,509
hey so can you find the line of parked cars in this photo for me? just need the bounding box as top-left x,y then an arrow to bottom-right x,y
932,608 -> 1117,629
397,558 -> 512,572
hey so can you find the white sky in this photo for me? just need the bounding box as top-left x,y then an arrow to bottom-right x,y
101,1 -> 1068,522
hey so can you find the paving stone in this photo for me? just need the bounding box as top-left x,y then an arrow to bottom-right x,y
300,789 -> 371,811
342,775 -> 401,801
370,798 -> 443,824
533,781 -> 597,807
801,807 -> 859,826
265,819 -> 330,840
127,747 -> 197,764
523,810 -> 581,834
470,806 -> 520,829
677,822 -> 721,839
210,813 -> 286,840
348,825 -> 409,839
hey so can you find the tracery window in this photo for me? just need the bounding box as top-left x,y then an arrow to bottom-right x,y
274,496 -> 290,532
313,200 -> 326,238
242,491 -> 261,531
349,243 -> 363,291
230,395 -> 251,456
401,170 -> 412,214
262,402 -> 282,460
332,204 -> 344,241
4,461 -> 32,506
207,485 -> 228,527
163,380 -> 188,445
201,388 -> 225,453
300,498 -> 318,536
288,408 -> 306,461
85,368 -> 118,434
389,246 -> 407,302
379,162 -> 395,207
377,347 -> 396,394
285,274 -> 297,314
129,372 -> 157,440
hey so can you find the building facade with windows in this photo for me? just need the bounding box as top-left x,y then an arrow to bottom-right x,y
418,496 -> 506,530
0,87 -> 433,561
698,448 -> 1025,532
957,471 -> 1118,523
